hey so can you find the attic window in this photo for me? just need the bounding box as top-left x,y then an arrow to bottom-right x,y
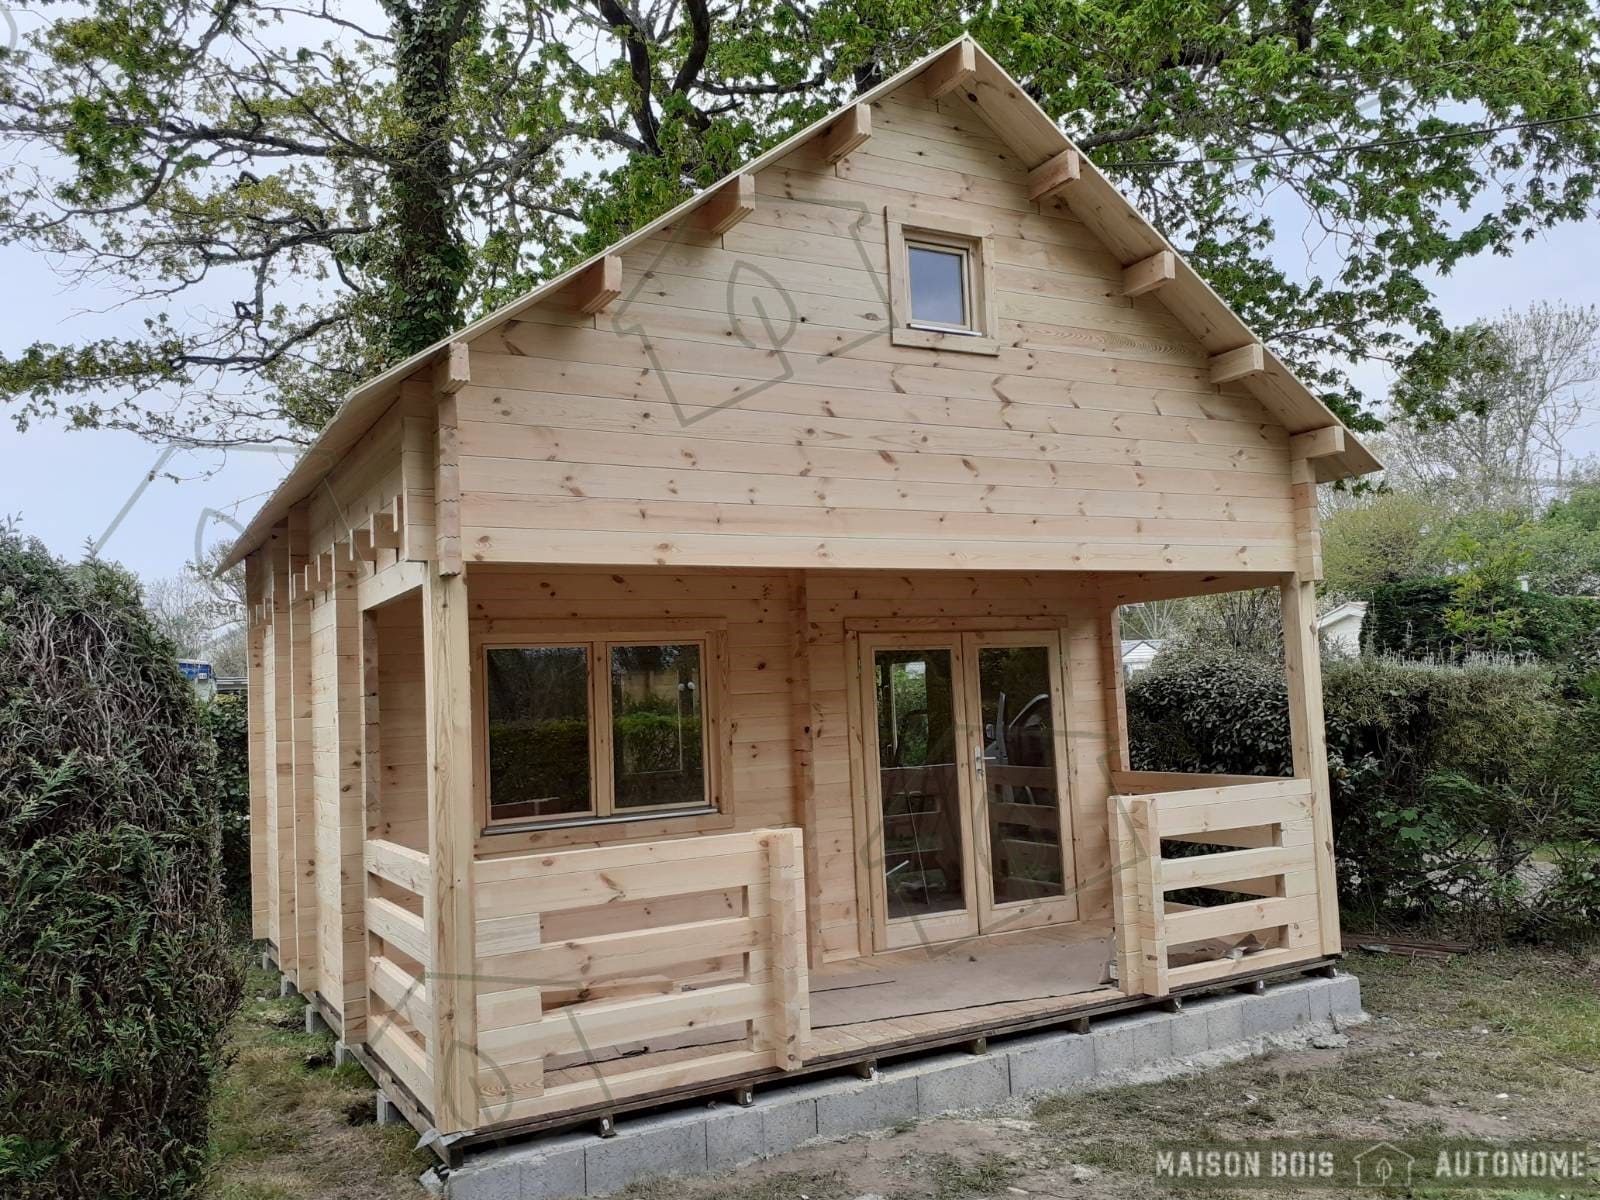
886,207 -> 998,355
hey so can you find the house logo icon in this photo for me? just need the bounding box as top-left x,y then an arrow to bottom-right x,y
1353,1142 -> 1415,1187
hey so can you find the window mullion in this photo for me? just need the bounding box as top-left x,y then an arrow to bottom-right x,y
592,640 -> 616,818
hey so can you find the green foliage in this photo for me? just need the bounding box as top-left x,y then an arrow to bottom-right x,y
5,1 -> 1600,443
199,696 -> 252,913
1320,491 -> 1453,597
1368,575 -> 1600,660
1125,650 -> 1600,938
0,532 -> 240,1198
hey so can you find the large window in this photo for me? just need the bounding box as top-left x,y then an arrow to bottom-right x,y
483,635 -> 716,826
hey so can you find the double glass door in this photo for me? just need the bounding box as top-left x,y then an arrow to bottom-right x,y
859,631 -> 1079,950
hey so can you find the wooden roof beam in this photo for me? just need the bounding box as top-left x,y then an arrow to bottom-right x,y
1290,426 -> 1347,460
698,173 -> 756,235
370,502 -> 401,551
433,340 -> 469,395
559,254 -> 622,314
1122,250 -> 1175,298
1209,343 -> 1265,385
921,39 -> 975,99
1027,149 -> 1080,202
816,103 -> 871,165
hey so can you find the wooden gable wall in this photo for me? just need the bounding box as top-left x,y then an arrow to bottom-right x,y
456,87 -> 1298,575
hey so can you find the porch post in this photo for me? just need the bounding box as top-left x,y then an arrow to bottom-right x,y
1280,577 -> 1341,957
423,567 -> 478,1133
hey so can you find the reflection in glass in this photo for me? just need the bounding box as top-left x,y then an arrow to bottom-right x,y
976,645 -> 1065,905
486,646 -> 591,819
908,244 -> 967,327
874,648 -> 966,919
611,643 -> 705,809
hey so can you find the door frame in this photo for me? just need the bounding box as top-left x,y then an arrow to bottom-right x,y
852,623 -> 1079,953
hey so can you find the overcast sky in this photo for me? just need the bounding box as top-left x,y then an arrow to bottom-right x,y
3,96 -> 1599,584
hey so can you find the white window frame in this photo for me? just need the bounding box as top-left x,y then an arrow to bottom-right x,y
886,206 -> 999,356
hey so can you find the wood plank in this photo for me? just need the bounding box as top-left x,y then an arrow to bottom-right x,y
1209,344 -> 1265,384
482,981 -> 772,1060
1027,149 -> 1079,201
1158,845 -> 1309,892
365,838 -> 430,897
1281,578 -> 1342,956
1164,894 -> 1317,946
367,895 -> 428,965
559,254 -> 622,314
698,174 -> 756,235
367,1018 -> 434,1110
369,954 -> 432,1031
921,39 -> 975,99
1121,251 -> 1175,298
434,340 -> 470,395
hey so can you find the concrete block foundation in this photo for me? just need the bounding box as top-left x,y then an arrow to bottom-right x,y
443,972 -> 1364,1199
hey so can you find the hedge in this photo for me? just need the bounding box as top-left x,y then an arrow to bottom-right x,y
1126,649 -> 1600,937
198,695 -> 251,913
0,534 -> 239,1198
1368,576 -> 1600,660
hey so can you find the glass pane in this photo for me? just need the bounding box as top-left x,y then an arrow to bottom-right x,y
976,645 -> 1066,906
611,643 -> 706,809
908,245 -> 967,327
874,648 -> 966,920
486,646 -> 591,820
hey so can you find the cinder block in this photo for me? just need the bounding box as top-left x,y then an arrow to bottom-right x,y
1168,1003 -> 1212,1058
1301,978 -> 1334,1025
1005,1030 -> 1094,1097
446,1145 -> 530,1200
332,1040 -> 356,1068
816,1072 -> 917,1136
375,1091 -> 404,1127
448,1134 -> 589,1200
705,1103 -> 765,1170
1092,1010 -> 1174,1076
517,1135 -> 590,1200
760,1089 -> 821,1153
1327,973 -> 1363,1018
584,1109 -> 707,1196
910,1052 -> 1010,1116
1242,983 -> 1312,1038
1201,994 -> 1247,1046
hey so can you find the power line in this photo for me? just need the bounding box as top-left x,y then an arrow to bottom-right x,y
1111,110 -> 1600,169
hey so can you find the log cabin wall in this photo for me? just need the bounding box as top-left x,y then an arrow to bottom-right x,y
453,87 -> 1297,576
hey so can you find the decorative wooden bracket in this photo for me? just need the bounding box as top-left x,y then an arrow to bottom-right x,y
433,340 -> 469,395
559,254 -> 622,314
699,174 -> 756,236
922,40 -> 976,99
816,103 -> 871,165
1209,343 -> 1265,385
352,526 -> 379,563
1027,149 -> 1080,202
1290,426 -> 1346,461
1122,250 -> 1175,298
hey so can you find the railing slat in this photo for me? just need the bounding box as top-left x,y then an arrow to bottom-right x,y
1159,845 -> 1307,892
1165,894 -> 1318,946
367,895 -> 428,965
366,838 -> 430,897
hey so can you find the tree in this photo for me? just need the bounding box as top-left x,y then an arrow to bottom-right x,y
3,2 -> 1599,448
144,546 -> 247,675
1321,490 -> 1452,598
1385,302 -> 1600,510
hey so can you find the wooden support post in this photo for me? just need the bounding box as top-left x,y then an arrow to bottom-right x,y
1027,149 -> 1080,202
1068,1016 -> 1090,1035
1121,250 -> 1175,298
816,103 -> 871,165
1280,578 -> 1341,958
287,506 -> 318,996
764,828 -> 809,1071
245,552 -> 269,940
921,38 -> 975,99
559,254 -> 622,314
1208,343 -> 1265,385
699,174 -> 756,235
423,567 -> 479,1134
435,371 -> 463,576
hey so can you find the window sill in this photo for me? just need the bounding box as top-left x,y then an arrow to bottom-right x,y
891,325 -> 1000,356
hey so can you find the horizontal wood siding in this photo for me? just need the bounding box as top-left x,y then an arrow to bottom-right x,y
457,90 -> 1294,574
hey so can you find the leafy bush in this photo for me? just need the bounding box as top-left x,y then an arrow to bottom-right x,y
1126,649 -> 1600,938
0,533 -> 240,1198
1369,576 -> 1600,661
198,695 -> 251,913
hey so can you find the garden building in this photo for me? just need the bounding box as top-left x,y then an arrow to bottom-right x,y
222,35 -> 1378,1158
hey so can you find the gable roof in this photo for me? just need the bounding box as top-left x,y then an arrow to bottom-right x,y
220,35 -> 1379,570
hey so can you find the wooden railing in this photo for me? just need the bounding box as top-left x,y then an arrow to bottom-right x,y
469,827 -> 808,1129
1108,777 -> 1322,997
363,838 -> 433,1111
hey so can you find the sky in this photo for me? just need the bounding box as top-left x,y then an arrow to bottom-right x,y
2,62 -> 1599,584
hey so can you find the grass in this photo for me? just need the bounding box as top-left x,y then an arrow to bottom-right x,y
205,956 -> 432,1200
206,944 -> 1600,1200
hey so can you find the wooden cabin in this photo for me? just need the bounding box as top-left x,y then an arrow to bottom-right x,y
223,36 -> 1379,1153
